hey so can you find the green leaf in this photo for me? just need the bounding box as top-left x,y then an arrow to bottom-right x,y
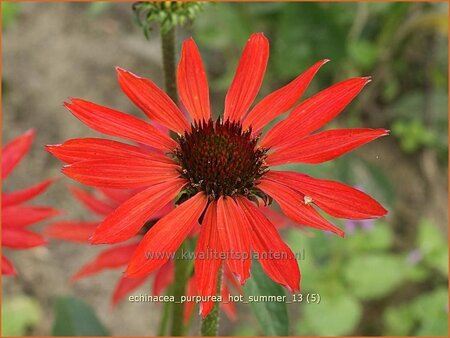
344,254 -> 409,300
244,260 -> 289,335
52,296 -> 109,336
273,3 -> 351,78
412,288 -> 448,336
383,304 -> 415,335
195,3 -> 254,50
405,264 -> 430,283
2,2 -> 21,29
346,221 -> 393,252
299,292 -> 362,336
392,119 -> 436,153
2,296 -> 42,336
417,219 -> 448,276
232,325 -> 259,336
348,40 -> 378,70
87,2 -> 111,17
385,288 -> 449,336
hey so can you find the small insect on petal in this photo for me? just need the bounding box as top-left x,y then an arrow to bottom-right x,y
304,195 -> 313,205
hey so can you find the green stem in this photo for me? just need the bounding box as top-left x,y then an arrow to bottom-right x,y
201,266 -> 223,336
160,26 -> 178,104
160,21 -> 188,337
170,243 -> 188,336
157,290 -> 172,336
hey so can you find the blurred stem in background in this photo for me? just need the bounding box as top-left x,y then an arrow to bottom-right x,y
132,2 -> 209,336
161,25 -> 178,103
159,10 -> 184,338
171,243 -> 188,335
157,292 -> 173,335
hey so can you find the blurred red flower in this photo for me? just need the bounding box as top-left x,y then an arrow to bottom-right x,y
45,186 -> 156,305
2,130 -> 58,275
47,32 -> 388,317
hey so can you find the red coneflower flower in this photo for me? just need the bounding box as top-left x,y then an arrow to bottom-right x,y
2,130 -> 58,275
47,32 -> 388,317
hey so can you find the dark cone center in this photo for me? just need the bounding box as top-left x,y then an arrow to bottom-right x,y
173,119 -> 269,200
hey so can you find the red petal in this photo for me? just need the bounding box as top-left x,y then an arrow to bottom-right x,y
259,205 -> 292,229
44,221 -> 98,243
126,192 -> 208,277
152,261 -> 174,296
184,277 -> 197,323
224,264 -> 242,294
62,157 -> 180,189
46,138 -> 172,164
260,77 -> 371,149
2,179 -> 54,207
238,197 -> 300,292
188,221 -> 201,238
267,128 -> 389,166
265,171 -> 387,219
194,202 -> 222,318
242,59 -> 329,133
64,99 -> 176,151
2,205 -> 59,228
220,283 -> 237,321
2,129 -> 35,179
178,38 -> 211,123
2,255 -> 17,276
99,188 -> 135,205
151,202 -> 175,223
216,196 -> 251,285
258,179 -> 345,237
116,67 -> 190,133
71,243 -> 139,281
69,186 -> 116,216
112,275 -> 149,306
91,179 -> 186,244
2,228 -> 47,249
224,33 -> 269,122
